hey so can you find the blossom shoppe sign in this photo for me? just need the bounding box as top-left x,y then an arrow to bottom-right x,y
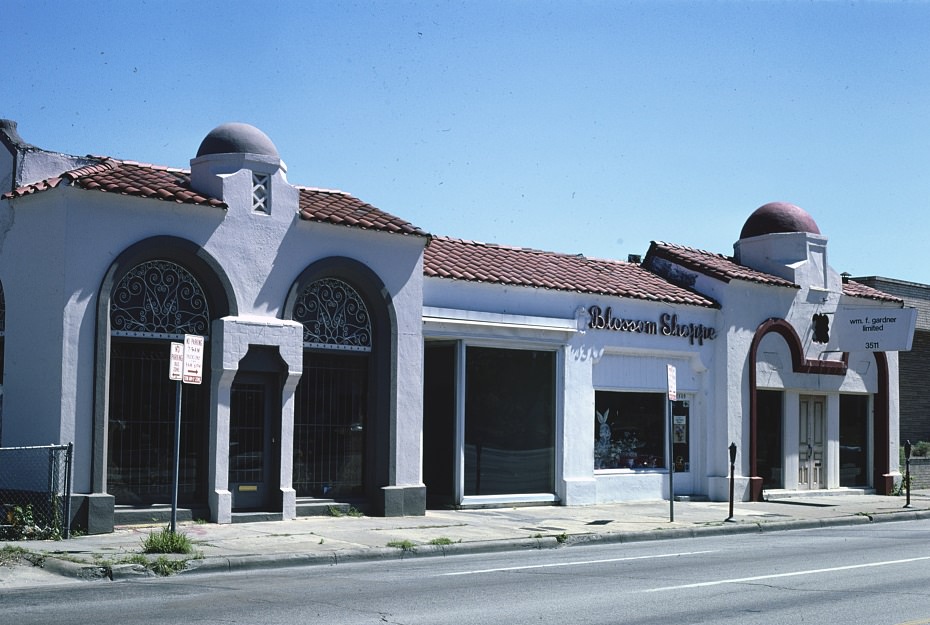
587,306 -> 716,346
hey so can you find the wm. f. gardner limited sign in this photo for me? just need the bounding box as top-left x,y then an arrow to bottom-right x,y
587,306 -> 716,346
831,307 -> 917,352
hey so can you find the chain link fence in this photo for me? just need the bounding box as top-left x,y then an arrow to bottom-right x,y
0,443 -> 73,540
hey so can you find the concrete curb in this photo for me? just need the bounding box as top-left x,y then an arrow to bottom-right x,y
868,509 -> 930,523
109,563 -> 157,580
181,536 -> 561,576
33,510 -> 930,582
38,556 -> 109,581
177,515 -> 888,577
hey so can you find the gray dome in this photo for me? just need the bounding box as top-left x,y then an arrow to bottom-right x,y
196,122 -> 279,158
739,202 -> 820,239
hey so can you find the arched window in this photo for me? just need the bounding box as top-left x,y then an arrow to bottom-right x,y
107,260 -> 211,506
111,260 -> 210,338
292,277 -> 371,352
292,277 -> 373,499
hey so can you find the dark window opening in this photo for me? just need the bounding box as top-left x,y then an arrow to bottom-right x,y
840,395 -> 870,487
757,390 -> 784,488
423,342 -> 456,506
107,341 -> 208,505
293,351 -> 369,499
464,347 -> 555,496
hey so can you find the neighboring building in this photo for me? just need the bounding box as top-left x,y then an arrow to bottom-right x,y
849,276 -> 930,446
0,120 -> 912,533
421,205 -> 908,506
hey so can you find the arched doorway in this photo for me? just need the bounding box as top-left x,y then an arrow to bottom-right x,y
747,318 -> 892,498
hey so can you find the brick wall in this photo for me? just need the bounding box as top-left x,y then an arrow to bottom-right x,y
852,277 -> 930,443
902,457 -> 930,489
899,331 -> 930,443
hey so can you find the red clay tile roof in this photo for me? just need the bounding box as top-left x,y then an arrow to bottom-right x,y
3,157 -> 226,208
648,241 -> 904,303
647,241 -> 798,288
3,158 -> 428,237
297,187 -> 427,236
841,279 -> 903,303
424,236 -> 717,307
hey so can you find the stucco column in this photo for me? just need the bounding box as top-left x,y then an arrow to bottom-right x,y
209,316 -> 303,523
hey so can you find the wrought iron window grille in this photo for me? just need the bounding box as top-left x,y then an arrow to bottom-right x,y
110,260 -> 210,340
294,278 -> 372,352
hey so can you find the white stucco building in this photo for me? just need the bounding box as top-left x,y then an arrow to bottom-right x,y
1,120 -> 428,533
420,205 -> 909,508
0,120 -> 911,533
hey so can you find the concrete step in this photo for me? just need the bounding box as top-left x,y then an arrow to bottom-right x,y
114,501 -> 357,525
114,505 -> 199,526
296,499 -> 351,517
764,487 -> 874,500
231,511 -> 283,524
674,495 -> 709,502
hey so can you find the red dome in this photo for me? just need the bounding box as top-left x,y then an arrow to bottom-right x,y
739,202 -> 820,239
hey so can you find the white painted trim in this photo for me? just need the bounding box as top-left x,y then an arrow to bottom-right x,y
461,493 -> 559,506
423,306 -> 577,334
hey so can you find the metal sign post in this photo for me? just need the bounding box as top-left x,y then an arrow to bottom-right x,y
168,336 -> 203,534
666,365 -> 677,523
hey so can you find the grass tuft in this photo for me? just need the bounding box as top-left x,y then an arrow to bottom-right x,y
0,545 -> 30,566
149,555 -> 190,576
387,539 -> 416,552
141,527 -> 195,555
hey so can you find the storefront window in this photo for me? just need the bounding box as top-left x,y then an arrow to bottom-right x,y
464,347 -> 555,495
594,391 -> 666,470
840,394 -> 869,487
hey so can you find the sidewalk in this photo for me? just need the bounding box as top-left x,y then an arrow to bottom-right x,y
4,490 -> 930,588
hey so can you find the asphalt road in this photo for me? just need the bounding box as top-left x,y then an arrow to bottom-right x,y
4,519 -> 930,625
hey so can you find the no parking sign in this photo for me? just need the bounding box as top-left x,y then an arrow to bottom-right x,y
169,335 -> 204,385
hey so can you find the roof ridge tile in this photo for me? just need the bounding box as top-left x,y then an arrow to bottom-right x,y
648,240 -> 797,289
424,236 -> 717,307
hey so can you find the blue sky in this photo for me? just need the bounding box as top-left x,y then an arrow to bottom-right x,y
4,1 -> 929,282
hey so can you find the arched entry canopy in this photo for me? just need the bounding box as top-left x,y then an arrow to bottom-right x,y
748,318 -> 890,499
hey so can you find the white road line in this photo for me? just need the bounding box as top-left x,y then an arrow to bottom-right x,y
442,550 -> 718,576
645,555 -> 930,592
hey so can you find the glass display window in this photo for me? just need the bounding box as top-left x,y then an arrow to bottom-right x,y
594,391 -> 691,471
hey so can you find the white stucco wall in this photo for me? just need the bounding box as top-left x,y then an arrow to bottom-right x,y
0,154 -> 427,503
424,276 -> 719,505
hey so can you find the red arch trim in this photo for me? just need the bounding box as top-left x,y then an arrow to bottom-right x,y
747,318 -> 849,500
